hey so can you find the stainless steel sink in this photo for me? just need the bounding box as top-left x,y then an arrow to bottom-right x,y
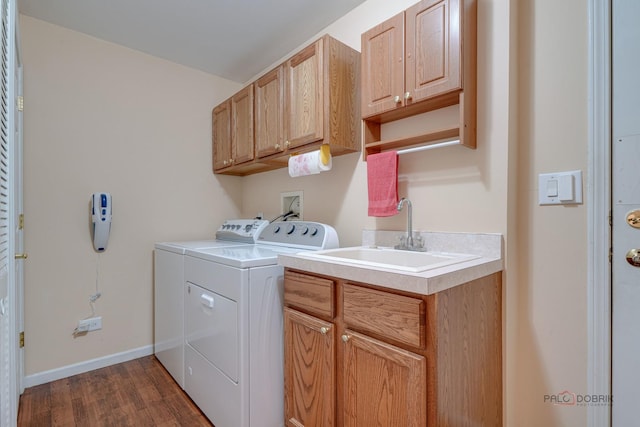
300,247 -> 480,273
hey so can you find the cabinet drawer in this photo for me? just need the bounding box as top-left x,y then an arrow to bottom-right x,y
284,270 -> 335,319
343,284 -> 425,348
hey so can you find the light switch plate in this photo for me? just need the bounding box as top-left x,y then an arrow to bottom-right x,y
538,170 -> 583,205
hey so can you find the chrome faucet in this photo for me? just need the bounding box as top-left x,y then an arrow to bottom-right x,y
394,198 -> 425,251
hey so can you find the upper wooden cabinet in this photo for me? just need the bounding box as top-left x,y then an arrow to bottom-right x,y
255,66 -> 284,158
212,99 -> 231,170
212,85 -> 255,172
361,0 -> 476,157
285,39 -> 324,150
213,35 -> 361,176
231,85 -> 255,165
361,12 -> 405,117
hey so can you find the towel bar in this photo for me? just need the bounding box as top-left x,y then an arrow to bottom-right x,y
396,139 -> 460,155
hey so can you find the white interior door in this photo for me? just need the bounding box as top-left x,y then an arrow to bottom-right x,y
611,0 -> 640,424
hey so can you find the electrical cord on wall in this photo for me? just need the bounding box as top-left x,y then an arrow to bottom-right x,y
269,196 -> 300,222
89,252 -> 102,316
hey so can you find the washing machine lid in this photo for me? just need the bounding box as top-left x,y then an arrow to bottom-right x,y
185,245 -> 303,268
154,239 -> 249,255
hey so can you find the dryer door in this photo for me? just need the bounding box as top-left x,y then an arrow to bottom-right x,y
185,281 -> 240,382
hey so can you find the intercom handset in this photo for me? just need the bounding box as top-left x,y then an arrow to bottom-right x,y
91,192 -> 112,252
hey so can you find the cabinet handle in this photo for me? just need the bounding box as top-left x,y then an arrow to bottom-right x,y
285,141 -> 290,148
14,253 -> 28,260
394,95 -> 401,103
320,327 -> 330,335
341,334 -> 350,343
229,158 -> 234,164
275,143 -> 280,150
404,92 -> 412,100
223,160 -> 228,166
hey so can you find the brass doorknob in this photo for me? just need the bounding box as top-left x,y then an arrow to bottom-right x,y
15,253 -> 28,260
626,249 -> 640,267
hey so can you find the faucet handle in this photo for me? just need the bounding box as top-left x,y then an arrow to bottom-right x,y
413,234 -> 424,248
394,235 -> 407,250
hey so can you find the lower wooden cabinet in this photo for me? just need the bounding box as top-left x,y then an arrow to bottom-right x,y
343,330 -> 426,427
283,269 -> 502,427
284,308 -> 335,427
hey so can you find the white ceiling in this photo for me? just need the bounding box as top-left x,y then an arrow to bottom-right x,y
18,0 -> 366,83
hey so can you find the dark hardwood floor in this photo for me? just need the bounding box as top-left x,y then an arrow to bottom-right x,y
17,355 -> 213,426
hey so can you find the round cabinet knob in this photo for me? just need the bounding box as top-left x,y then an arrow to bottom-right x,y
285,141 -> 290,147
320,327 -> 330,335
301,226 -> 309,235
275,143 -> 280,150
229,158 -> 234,164
223,160 -> 228,166
286,224 -> 296,235
341,334 -> 350,343
394,95 -> 401,103
310,227 -> 318,236
404,92 -> 412,100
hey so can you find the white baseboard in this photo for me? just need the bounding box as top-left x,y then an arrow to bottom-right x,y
23,345 -> 154,388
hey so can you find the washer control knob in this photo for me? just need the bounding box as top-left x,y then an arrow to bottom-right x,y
273,225 -> 281,233
301,226 -> 309,235
245,224 -> 253,232
310,227 -> 319,236
286,224 -> 296,235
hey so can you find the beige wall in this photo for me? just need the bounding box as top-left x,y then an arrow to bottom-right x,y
513,0 -> 588,425
21,15 -> 243,374
21,0 -> 591,424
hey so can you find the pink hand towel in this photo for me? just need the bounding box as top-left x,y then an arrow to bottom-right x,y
367,151 -> 399,217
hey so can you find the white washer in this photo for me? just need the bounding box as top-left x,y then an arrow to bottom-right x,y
154,219 -> 268,388
183,221 -> 338,427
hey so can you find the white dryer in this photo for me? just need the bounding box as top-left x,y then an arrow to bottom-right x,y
153,219 -> 268,388
183,221 -> 338,427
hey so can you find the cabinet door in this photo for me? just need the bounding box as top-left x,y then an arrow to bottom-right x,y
342,330 -> 426,427
255,66 -> 285,158
212,99 -> 232,171
406,0 -> 461,103
361,12 -> 405,118
285,39 -> 324,149
231,85 -> 254,165
284,308 -> 335,427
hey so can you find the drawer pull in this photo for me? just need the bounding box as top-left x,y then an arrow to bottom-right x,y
320,327 -> 330,335
200,294 -> 215,308
341,334 -> 350,343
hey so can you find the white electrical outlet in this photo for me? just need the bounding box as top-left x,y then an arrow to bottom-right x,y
281,191 -> 303,220
78,316 -> 102,332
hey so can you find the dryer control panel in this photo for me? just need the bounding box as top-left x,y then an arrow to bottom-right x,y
256,221 -> 339,250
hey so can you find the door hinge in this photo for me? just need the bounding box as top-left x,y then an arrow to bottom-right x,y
17,96 -> 23,112
18,213 -> 24,230
609,210 -> 613,226
609,247 -> 613,263
19,331 -> 24,348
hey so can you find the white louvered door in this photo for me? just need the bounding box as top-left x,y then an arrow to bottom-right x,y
0,0 -> 21,425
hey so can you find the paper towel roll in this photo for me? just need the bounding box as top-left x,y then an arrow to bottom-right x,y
288,146 -> 332,177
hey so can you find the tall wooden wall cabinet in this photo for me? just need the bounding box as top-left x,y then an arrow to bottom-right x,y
361,0 -> 477,158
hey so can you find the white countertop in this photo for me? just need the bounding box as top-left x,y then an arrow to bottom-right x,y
277,230 -> 504,295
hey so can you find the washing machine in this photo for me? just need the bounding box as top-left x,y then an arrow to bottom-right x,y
183,221 -> 338,427
153,219 -> 268,388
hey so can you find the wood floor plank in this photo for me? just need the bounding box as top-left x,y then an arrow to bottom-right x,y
18,356 -> 213,426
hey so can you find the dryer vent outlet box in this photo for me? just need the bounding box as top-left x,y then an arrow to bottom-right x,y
281,191 -> 303,220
